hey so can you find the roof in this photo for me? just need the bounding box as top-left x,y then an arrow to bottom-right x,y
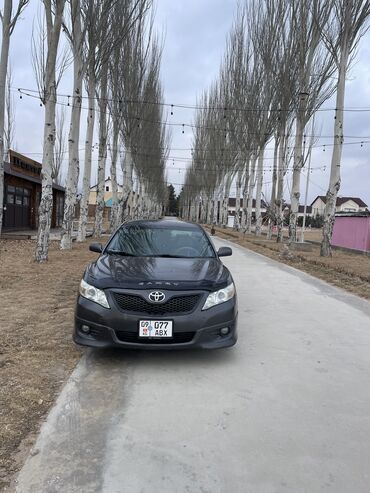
228,198 -> 267,208
4,161 -> 65,192
282,204 -> 312,214
311,195 -> 368,208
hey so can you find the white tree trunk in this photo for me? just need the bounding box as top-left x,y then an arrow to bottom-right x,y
120,147 -> 134,222
94,66 -> 108,237
61,2 -> 83,249
289,103 -> 305,243
276,136 -> 286,243
35,1 -> 65,262
35,96 -> 57,261
255,148 -> 265,236
245,154 -> 257,233
321,45 -> 350,256
109,123 -> 119,231
240,160 -> 250,231
267,139 -> 279,239
77,71 -> 95,242
0,1 -> 11,236
233,167 -> 243,230
206,195 -> 213,224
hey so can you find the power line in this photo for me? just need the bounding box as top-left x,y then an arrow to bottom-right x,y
15,86 -> 370,113
16,89 -> 370,140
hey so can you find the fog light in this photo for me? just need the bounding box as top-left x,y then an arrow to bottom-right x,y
220,327 -> 229,336
81,324 -> 90,334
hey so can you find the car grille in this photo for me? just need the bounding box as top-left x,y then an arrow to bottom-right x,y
112,293 -> 201,315
116,330 -> 195,344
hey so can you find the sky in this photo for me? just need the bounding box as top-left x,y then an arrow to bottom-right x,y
7,0 -> 370,206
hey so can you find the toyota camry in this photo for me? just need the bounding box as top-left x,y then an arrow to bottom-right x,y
74,219 -> 238,349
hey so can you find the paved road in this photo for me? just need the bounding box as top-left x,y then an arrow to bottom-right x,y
16,238 -> 370,493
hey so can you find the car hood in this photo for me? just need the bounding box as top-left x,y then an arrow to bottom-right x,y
84,254 -> 231,291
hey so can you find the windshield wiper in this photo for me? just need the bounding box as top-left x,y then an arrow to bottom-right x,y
106,250 -> 138,257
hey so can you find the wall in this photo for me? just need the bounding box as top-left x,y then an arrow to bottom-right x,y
332,216 -> 370,252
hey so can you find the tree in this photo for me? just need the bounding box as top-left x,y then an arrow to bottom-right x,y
320,0 -> 370,256
0,0 -> 29,236
33,0 -> 67,262
76,0 -> 115,242
166,184 -> 177,215
288,0 -> 336,243
60,0 -> 85,250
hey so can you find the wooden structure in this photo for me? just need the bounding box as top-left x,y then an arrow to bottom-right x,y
2,150 -> 65,230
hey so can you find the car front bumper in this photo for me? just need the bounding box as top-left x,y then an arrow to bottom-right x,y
74,289 -> 238,350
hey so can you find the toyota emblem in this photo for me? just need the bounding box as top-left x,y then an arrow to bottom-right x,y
149,291 -> 166,303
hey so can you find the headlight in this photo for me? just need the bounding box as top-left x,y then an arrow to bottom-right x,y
79,279 -> 110,309
202,282 -> 235,310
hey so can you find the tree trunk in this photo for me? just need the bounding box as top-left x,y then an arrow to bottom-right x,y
109,123 -> 119,231
120,147 -> 134,222
0,1 -> 11,236
35,95 -> 57,261
321,46 -> 350,257
245,154 -> 257,233
267,139 -> 279,239
276,136 -> 286,243
240,160 -> 250,231
289,100 -> 306,243
77,70 -> 96,242
61,4 -> 83,249
35,2 -> 65,262
94,66 -> 108,237
255,148 -> 265,236
233,167 -> 243,230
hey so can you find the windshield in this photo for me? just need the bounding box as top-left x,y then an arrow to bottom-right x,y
106,224 -> 215,258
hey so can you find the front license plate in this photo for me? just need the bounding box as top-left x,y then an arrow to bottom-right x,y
139,320 -> 173,338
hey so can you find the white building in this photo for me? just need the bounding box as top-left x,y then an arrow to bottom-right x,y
311,195 -> 368,216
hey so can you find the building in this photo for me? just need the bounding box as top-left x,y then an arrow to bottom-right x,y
332,212 -> 370,252
2,150 -> 65,230
88,177 -> 123,220
228,198 -> 267,217
311,195 -> 368,216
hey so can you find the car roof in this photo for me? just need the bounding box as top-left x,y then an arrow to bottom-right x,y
120,219 -> 203,231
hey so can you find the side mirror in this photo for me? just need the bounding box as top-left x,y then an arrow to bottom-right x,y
89,242 -> 103,253
217,246 -> 232,257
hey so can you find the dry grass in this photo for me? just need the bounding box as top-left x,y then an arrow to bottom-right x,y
0,239 -> 97,490
207,226 -> 370,301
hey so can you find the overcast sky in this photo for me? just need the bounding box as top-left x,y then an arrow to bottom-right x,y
7,0 -> 370,206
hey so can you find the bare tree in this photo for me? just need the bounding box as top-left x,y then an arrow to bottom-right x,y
76,0 -> 114,242
60,0 -> 85,249
33,0 -> 67,262
288,0 -> 336,243
320,0 -> 370,256
0,0 -> 29,235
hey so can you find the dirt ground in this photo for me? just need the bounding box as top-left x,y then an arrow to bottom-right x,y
0,239 -> 98,490
207,226 -> 370,301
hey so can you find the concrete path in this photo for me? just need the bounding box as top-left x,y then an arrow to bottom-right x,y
16,238 -> 370,493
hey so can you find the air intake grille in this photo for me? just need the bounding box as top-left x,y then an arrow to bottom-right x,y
112,293 -> 200,315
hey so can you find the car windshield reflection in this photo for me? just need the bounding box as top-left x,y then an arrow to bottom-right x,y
106,225 -> 215,258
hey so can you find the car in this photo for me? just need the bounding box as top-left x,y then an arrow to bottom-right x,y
74,219 -> 238,350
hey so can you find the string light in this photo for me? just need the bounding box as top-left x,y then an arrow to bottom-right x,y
16,89 -> 370,140
14,86 -> 370,113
